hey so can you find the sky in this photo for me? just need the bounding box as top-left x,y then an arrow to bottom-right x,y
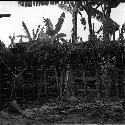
0,1 -> 125,47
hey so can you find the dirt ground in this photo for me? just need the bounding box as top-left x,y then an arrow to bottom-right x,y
0,114 -> 103,125
0,111 -> 125,125
0,97 -> 125,125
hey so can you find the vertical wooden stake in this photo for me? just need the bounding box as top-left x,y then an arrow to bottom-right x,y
119,29 -> 121,40
113,31 -> 115,41
93,23 -> 94,30
82,68 -> 86,96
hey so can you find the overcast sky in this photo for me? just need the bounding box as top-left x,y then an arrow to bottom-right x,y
0,1 -> 125,46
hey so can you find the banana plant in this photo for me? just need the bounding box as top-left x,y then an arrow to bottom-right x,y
8,33 -> 16,48
16,35 -> 28,43
22,21 -> 41,41
58,1 -> 79,43
42,12 -> 67,44
118,23 -> 125,41
24,11 -> 67,98
18,0 -> 124,43
18,1 -> 78,43
92,6 -> 119,41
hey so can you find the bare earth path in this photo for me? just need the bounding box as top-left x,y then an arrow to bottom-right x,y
0,111 -> 125,125
0,98 -> 125,125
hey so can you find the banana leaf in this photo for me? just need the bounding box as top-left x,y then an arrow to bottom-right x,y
43,18 -> 54,31
32,29 -> 35,40
46,26 -> 55,37
56,33 -> 66,38
22,21 -> 32,41
34,25 -> 41,40
54,12 -> 65,34
60,38 -> 67,43
58,4 -> 73,14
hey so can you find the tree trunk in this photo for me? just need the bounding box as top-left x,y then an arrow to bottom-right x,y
31,67 -> 35,100
123,58 -> 125,98
58,59 -> 66,101
69,65 -> 75,97
102,3 -> 109,42
59,69 -> 64,100
72,2 -> 77,43
54,65 -> 59,88
44,66 -> 47,95
83,68 -> 86,96
95,72 -> 101,100
37,77 -> 42,100
113,30 -> 115,41
121,27 -> 124,41
11,73 -> 16,101
0,72 -> 3,105
64,64 -> 71,98
87,3 -> 93,41
37,64 -> 47,99
93,55 -> 101,100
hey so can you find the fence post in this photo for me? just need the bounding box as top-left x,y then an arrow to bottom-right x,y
116,83 -> 119,100
95,82 -> 100,100
114,68 -> 119,100
95,70 -> 100,100
83,69 -> 86,96
123,56 -> 125,98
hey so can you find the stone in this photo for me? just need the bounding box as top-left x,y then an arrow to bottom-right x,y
8,100 -> 22,114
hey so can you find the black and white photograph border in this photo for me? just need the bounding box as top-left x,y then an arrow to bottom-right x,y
0,1 -> 125,125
